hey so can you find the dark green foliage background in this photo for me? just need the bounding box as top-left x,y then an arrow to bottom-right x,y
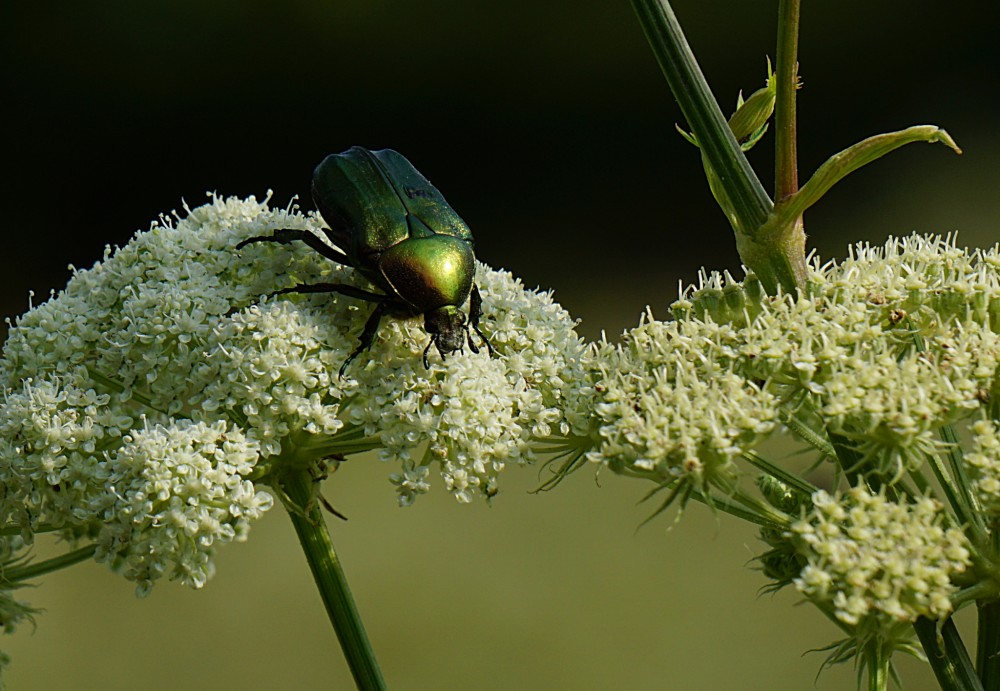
2,1 -> 997,688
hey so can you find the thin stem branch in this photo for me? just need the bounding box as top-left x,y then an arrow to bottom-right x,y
687,486 -> 789,529
774,0 -> 801,201
1,544 -> 98,583
741,449 -> 818,496
940,420 -> 989,539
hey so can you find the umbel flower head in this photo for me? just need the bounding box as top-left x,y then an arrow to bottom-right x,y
586,234 -> 1000,497
791,486 -> 971,626
579,232 -> 1000,657
0,194 -> 591,594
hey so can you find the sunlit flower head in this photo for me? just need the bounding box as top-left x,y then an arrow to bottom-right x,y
585,234 -> 1000,490
0,194 -> 590,591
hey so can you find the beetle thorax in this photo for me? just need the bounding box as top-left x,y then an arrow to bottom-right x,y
377,236 -> 475,314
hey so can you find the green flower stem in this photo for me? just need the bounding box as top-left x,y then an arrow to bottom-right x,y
954,582 -> 1000,610
763,0 -> 809,295
724,486 -> 793,526
783,413 -> 837,460
278,467 -> 386,691
864,642 -> 890,691
914,616 -> 983,691
291,430 -> 384,457
977,599 -> 1000,690
926,443 -> 991,548
0,544 -> 97,583
692,487 -> 789,529
774,0 -> 801,202
0,523 -> 64,537
741,449 -> 818,496
940,421 -> 989,540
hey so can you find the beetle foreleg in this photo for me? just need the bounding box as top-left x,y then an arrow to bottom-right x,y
272,282 -> 387,303
422,338 -> 436,369
467,284 -> 495,357
236,229 -> 353,267
340,302 -> 389,377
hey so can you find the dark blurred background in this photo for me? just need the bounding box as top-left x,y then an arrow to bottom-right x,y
4,0 -> 998,340
2,2 -> 997,689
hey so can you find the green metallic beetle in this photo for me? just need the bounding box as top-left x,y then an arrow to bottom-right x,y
237,146 -> 494,375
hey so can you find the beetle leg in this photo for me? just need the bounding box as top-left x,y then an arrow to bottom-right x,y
422,338 -> 436,369
265,281 -> 398,377
340,302 -> 389,377
236,228 -> 353,267
467,284 -> 495,357
272,282 -> 387,303
426,335 -> 453,368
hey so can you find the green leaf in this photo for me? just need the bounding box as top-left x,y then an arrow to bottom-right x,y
774,125 -> 961,223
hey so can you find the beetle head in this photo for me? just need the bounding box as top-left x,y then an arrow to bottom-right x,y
423,305 -> 468,366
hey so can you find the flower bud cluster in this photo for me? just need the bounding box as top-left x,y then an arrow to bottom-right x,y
791,486 -> 971,625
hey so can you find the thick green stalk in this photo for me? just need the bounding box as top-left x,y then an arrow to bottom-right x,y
913,617 -> 983,691
629,0 -> 772,233
979,599 -> 1000,690
278,468 -> 386,691
766,0 -> 809,293
729,0 -> 808,293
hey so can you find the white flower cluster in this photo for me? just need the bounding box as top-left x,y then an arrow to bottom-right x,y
0,194 -> 590,590
791,486 -> 971,626
345,265 -> 593,504
97,419 -> 271,595
587,234 -> 1000,485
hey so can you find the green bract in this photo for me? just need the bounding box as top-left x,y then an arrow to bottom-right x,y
237,147 -> 492,375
